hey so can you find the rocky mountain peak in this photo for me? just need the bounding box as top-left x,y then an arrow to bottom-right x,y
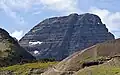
68,13 -> 79,18
40,13 -> 103,25
68,13 -> 103,25
19,13 -> 114,60
80,13 -> 103,24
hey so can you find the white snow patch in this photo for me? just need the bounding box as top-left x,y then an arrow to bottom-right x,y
34,50 -> 40,54
29,41 -> 43,45
98,22 -> 100,24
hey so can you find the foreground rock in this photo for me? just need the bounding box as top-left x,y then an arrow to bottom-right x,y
42,38 -> 120,75
19,13 -> 114,60
75,57 -> 120,75
0,28 -> 35,67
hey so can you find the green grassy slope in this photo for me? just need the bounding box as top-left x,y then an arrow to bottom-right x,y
0,62 -> 58,75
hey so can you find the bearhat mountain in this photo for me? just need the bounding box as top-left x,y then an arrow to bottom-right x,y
19,13 -> 114,60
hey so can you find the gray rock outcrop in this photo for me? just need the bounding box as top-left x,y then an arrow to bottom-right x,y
19,13 -> 115,60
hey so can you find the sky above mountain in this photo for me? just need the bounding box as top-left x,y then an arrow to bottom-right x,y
0,0 -> 120,40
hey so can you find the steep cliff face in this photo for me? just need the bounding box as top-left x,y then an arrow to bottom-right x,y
0,28 -> 35,67
19,13 -> 114,60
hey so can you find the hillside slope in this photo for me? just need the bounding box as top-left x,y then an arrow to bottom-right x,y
0,28 -> 35,67
42,38 -> 120,75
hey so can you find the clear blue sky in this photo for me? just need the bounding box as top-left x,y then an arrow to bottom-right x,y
0,0 -> 120,40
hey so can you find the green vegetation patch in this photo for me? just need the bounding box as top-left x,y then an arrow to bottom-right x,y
77,65 -> 120,75
0,62 -> 58,75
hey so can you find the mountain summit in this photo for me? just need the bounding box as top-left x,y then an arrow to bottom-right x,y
19,13 -> 114,60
